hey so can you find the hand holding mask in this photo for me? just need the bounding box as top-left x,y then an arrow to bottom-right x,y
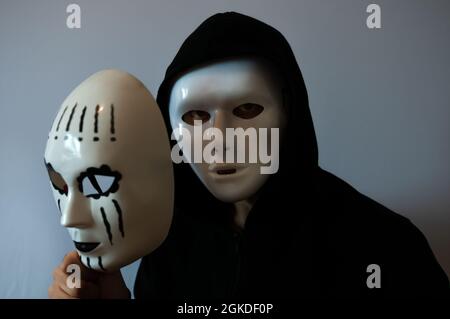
44,69 -> 174,272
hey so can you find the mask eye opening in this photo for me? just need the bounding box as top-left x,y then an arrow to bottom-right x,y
77,165 -> 122,199
232,103 -> 264,119
45,162 -> 68,196
182,110 -> 210,125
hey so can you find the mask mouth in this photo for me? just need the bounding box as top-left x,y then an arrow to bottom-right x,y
217,168 -> 236,175
74,241 -> 100,253
208,164 -> 247,176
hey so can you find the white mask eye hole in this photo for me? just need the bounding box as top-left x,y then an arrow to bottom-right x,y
232,103 -> 264,119
45,162 -> 68,196
82,175 -> 115,197
77,165 -> 122,199
182,110 -> 210,125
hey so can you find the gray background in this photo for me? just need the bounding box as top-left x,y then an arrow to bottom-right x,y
0,0 -> 449,298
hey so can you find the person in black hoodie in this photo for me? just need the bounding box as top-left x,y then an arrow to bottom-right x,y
134,12 -> 449,299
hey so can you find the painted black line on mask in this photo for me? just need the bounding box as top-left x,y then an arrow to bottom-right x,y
100,207 -> 113,245
86,256 -> 92,269
77,165 -> 122,199
66,103 -> 77,132
112,199 -> 124,238
79,106 -> 87,133
94,104 -> 100,134
98,256 -> 106,271
93,104 -> 100,142
110,104 -> 116,142
110,104 -> 115,134
88,174 -> 102,195
56,106 -> 68,132
57,198 -> 61,214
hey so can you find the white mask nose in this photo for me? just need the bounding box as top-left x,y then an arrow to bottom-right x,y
60,193 -> 94,228
211,110 -> 228,131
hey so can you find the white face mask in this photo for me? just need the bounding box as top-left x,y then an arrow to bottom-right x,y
169,58 -> 286,203
44,69 -> 174,272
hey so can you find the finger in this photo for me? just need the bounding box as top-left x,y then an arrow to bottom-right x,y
59,251 -> 99,282
59,251 -> 82,270
48,283 -> 76,299
53,267 -> 100,299
60,279 -> 100,299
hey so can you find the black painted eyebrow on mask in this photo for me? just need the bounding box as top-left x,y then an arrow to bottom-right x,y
110,104 -> 116,141
56,103 -> 116,137
94,104 -> 100,133
66,103 -> 78,131
93,104 -> 101,141
56,106 -> 68,132
110,104 -> 115,134
79,106 -> 87,132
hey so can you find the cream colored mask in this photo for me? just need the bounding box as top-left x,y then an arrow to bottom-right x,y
44,69 -> 174,272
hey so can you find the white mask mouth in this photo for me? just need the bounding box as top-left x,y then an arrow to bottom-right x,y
216,168 -> 236,175
73,241 -> 100,253
208,163 -> 249,176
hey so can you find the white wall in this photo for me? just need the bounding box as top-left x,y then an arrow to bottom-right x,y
0,0 -> 449,297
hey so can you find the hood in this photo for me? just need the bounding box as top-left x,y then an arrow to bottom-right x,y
156,12 -> 319,222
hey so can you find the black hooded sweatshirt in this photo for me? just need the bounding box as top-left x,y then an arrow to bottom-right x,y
134,12 -> 449,299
